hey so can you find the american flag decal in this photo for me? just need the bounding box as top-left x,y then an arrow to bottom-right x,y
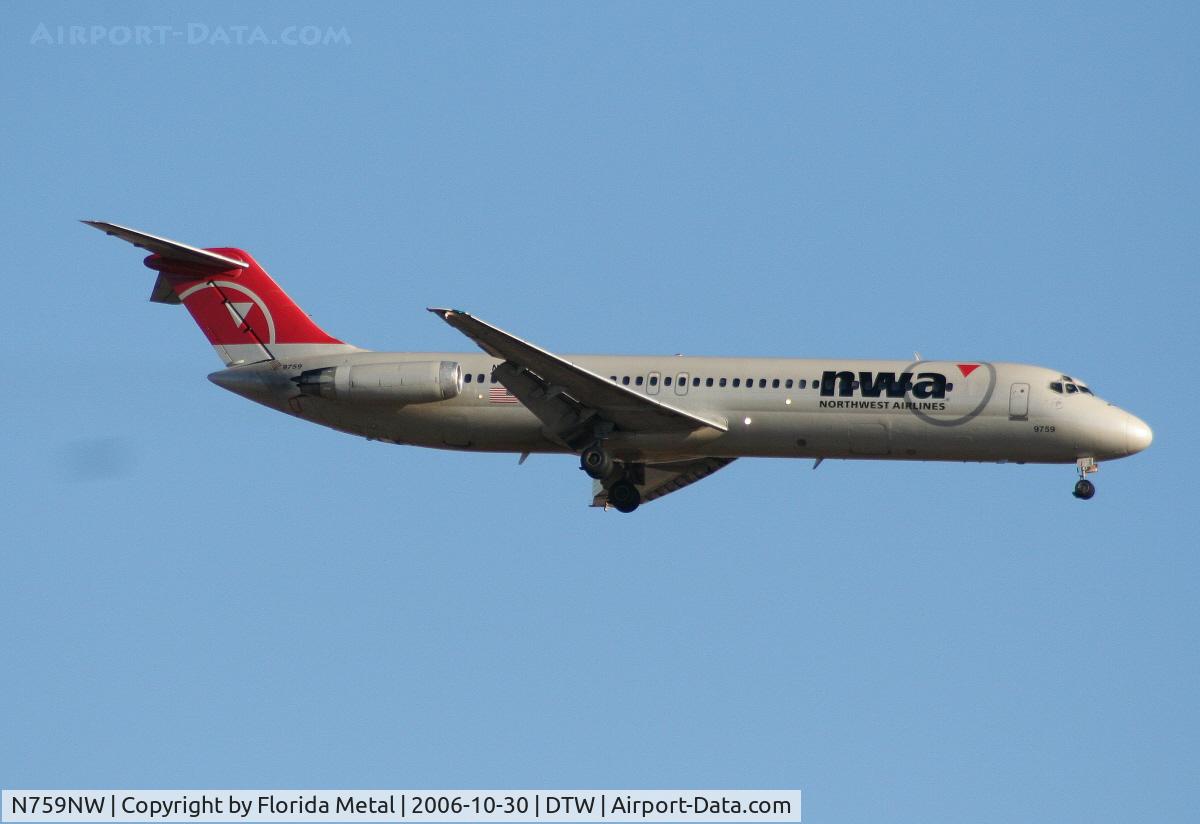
489,385 -> 519,404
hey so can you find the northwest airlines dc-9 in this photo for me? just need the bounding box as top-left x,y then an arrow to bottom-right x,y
88,221 -> 1152,513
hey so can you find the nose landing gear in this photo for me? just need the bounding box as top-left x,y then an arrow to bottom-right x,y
1073,457 -> 1098,500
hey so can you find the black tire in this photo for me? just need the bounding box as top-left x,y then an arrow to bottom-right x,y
608,480 -> 641,513
1073,479 -> 1096,500
580,445 -> 613,480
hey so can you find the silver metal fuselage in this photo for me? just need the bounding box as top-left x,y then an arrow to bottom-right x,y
210,352 -> 1152,466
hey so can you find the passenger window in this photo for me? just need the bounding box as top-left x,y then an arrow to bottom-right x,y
636,376 -> 644,386
464,373 -> 472,383
732,378 -> 741,387
798,379 -> 806,388
760,379 -> 767,388
664,376 -> 672,387
649,376 -> 658,386
772,379 -> 780,388
622,376 -> 630,385
692,377 -> 700,387
610,376 -> 617,381
785,379 -> 793,389
719,378 -> 727,387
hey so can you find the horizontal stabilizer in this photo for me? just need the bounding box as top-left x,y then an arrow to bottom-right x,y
83,220 -> 249,271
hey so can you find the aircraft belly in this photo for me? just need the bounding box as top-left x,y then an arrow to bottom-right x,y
680,408 -> 1082,464
290,398 -> 555,453
848,423 -> 889,455
397,405 -> 553,452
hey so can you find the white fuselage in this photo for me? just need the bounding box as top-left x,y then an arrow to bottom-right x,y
210,352 -> 1151,466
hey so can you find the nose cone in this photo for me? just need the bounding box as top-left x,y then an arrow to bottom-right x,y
1125,413 -> 1153,455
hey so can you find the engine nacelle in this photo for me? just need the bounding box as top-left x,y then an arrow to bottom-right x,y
295,361 -> 462,405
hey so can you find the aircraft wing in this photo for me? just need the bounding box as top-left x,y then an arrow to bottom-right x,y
591,457 -> 736,508
428,309 -> 727,444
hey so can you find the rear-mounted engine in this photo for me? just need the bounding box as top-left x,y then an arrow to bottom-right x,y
294,361 -> 462,405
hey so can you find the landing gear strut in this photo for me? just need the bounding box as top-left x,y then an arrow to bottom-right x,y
1073,458 -> 1098,500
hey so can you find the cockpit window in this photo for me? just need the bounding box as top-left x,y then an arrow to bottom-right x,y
1053,376 -> 1095,396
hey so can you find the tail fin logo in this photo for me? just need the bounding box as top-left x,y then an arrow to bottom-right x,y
225,301 -> 254,330
178,281 -> 277,344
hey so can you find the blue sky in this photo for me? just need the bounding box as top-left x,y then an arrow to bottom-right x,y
1,2 -> 1196,822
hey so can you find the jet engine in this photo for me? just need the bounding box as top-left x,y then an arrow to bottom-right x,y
294,361 -> 462,405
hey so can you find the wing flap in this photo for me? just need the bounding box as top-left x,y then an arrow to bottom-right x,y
591,457 -> 736,508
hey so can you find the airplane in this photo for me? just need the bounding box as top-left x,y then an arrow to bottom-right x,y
86,221 -> 1153,513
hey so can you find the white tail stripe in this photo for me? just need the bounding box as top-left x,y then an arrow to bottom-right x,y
214,342 -> 364,366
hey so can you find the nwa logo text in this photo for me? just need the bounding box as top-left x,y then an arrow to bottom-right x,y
817,370 -> 953,411
820,370 -> 949,399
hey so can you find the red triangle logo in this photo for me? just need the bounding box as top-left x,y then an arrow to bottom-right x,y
957,363 -> 980,377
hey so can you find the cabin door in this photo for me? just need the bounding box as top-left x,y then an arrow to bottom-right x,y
1008,383 -> 1030,419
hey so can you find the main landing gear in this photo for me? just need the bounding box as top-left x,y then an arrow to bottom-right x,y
1073,457 -> 1098,500
580,444 -> 642,513
580,444 -> 614,480
607,480 -> 642,514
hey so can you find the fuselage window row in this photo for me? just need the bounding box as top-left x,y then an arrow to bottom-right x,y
600,375 -> 812,390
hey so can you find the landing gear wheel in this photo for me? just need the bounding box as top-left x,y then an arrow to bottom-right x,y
608,480 -> 641,513
580,445 -> 613,480
1073,479 -> 1096,500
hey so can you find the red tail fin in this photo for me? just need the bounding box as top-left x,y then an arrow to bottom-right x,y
145,248 -> 349,365
85,221 -> 357,366
148,248 -> 342,345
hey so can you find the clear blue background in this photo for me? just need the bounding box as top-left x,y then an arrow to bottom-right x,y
1,3 -> 1196,822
